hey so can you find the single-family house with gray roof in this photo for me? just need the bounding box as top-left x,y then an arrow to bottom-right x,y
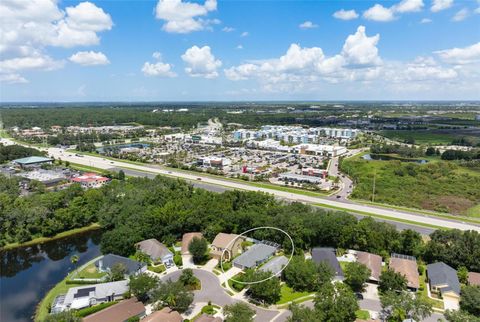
135,239 -> 174,267
95,254 -> 146,277
51,280 -> 129,313
260,256 -> 289,274
427,262 -> 460,299
233,244 -> 277,270
311,247 -> 344,281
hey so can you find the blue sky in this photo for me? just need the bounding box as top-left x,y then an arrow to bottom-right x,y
1,0 -> 479,101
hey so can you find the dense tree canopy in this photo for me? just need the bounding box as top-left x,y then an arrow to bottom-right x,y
223,302 -> 255,322
344,262 -> 371,293
378,269 -> 408,293
0,144 -> 46,163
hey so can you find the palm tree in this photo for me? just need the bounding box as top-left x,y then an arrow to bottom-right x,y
70,255 -> 79,272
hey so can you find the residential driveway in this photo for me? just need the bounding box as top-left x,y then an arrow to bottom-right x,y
161,269 -> 279,322
362,283 -> 379,300
443,297 -> 459,311
182,255 -> 195,268
203,258 -> 218,271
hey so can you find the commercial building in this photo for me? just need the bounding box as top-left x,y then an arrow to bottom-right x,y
15,169 -> 67,187
233,125 -> 359,142
71,172 -> 110,189
12,156 -> 53,169
279,173 -> 323,184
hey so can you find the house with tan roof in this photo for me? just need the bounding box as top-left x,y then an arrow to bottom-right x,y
389,253 -> 420,291
83,298 -> 145,322
356,251 -> 382,283
182,232 -> 204,255
210,233 -> 244,261
468,271 -> 480,286
135,239 -> 173,267
141,307 -> 182,322
196,314 -> 223,322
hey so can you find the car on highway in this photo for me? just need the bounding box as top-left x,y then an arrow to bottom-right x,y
110,161 -> 114,164
336,195 -> 341,199
197,177 -> 202,181
167,171 -> 172,174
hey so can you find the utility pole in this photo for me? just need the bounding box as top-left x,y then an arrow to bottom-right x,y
372,169 -> 376,203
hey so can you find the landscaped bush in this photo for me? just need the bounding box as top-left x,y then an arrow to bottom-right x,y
173,254 -> 183,266
76,301 -> 119,317
148,265 -> 166,274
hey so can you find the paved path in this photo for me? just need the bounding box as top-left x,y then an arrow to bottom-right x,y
161,269 -> 281,322
4,139 -> 478,232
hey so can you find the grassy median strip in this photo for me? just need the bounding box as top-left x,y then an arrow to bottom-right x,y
354,199 -> 480,224
313,203 -> 447,231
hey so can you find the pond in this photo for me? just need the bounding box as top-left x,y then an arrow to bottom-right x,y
362,154 -> 428,164
0,230 -> 102,322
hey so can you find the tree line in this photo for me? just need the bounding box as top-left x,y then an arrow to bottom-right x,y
2,174 -> 479,273
0,144 -> 46,163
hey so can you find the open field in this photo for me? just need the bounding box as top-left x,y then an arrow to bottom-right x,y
380,129 -> 480,145
341,156 -> 480,216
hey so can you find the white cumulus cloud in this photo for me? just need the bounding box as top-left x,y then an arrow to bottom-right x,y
69,51 -> 110,66
363,4 -> 395,22
155,0 -> 217,33
181,45 -> 222,78
299,21 -> 318,29
452,8 -> 469,21
0,0 -> 113,83
420,18 -> 433,23
393,0 -> 424,13
333,9 -> 359,20
435,42 -> 480,64
142,52 -> 176,77
341,26 -> 382,66
431,0 -> 453,12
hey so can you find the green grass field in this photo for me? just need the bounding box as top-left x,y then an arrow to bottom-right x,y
341,156 -> 480,216
380,129 -> 480,145
75,263 -> 106,279
276,285 -> 314,305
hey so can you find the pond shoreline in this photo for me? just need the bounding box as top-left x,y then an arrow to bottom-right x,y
1,223 -> 101,251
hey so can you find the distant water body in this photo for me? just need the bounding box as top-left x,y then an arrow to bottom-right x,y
0,230 -> 102,322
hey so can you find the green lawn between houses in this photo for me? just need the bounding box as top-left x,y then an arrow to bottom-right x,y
75,263 -> 106,279
35,273 -> 84,322
276,285 -> 314,305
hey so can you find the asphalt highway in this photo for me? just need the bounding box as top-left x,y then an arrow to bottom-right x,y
37,146 -> 479,233
2,137 -> 477,233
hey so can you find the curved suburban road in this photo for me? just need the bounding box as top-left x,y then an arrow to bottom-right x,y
161,269 -> 281,322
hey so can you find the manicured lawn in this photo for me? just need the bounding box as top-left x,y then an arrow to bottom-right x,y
36,273 -> 84,321
276,285 -> 313,305
148,264 -> 166,274
228,273 -> 246,292
75,263 -> 106,279
417,265 -> 444,310
356,310 -> 370,319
